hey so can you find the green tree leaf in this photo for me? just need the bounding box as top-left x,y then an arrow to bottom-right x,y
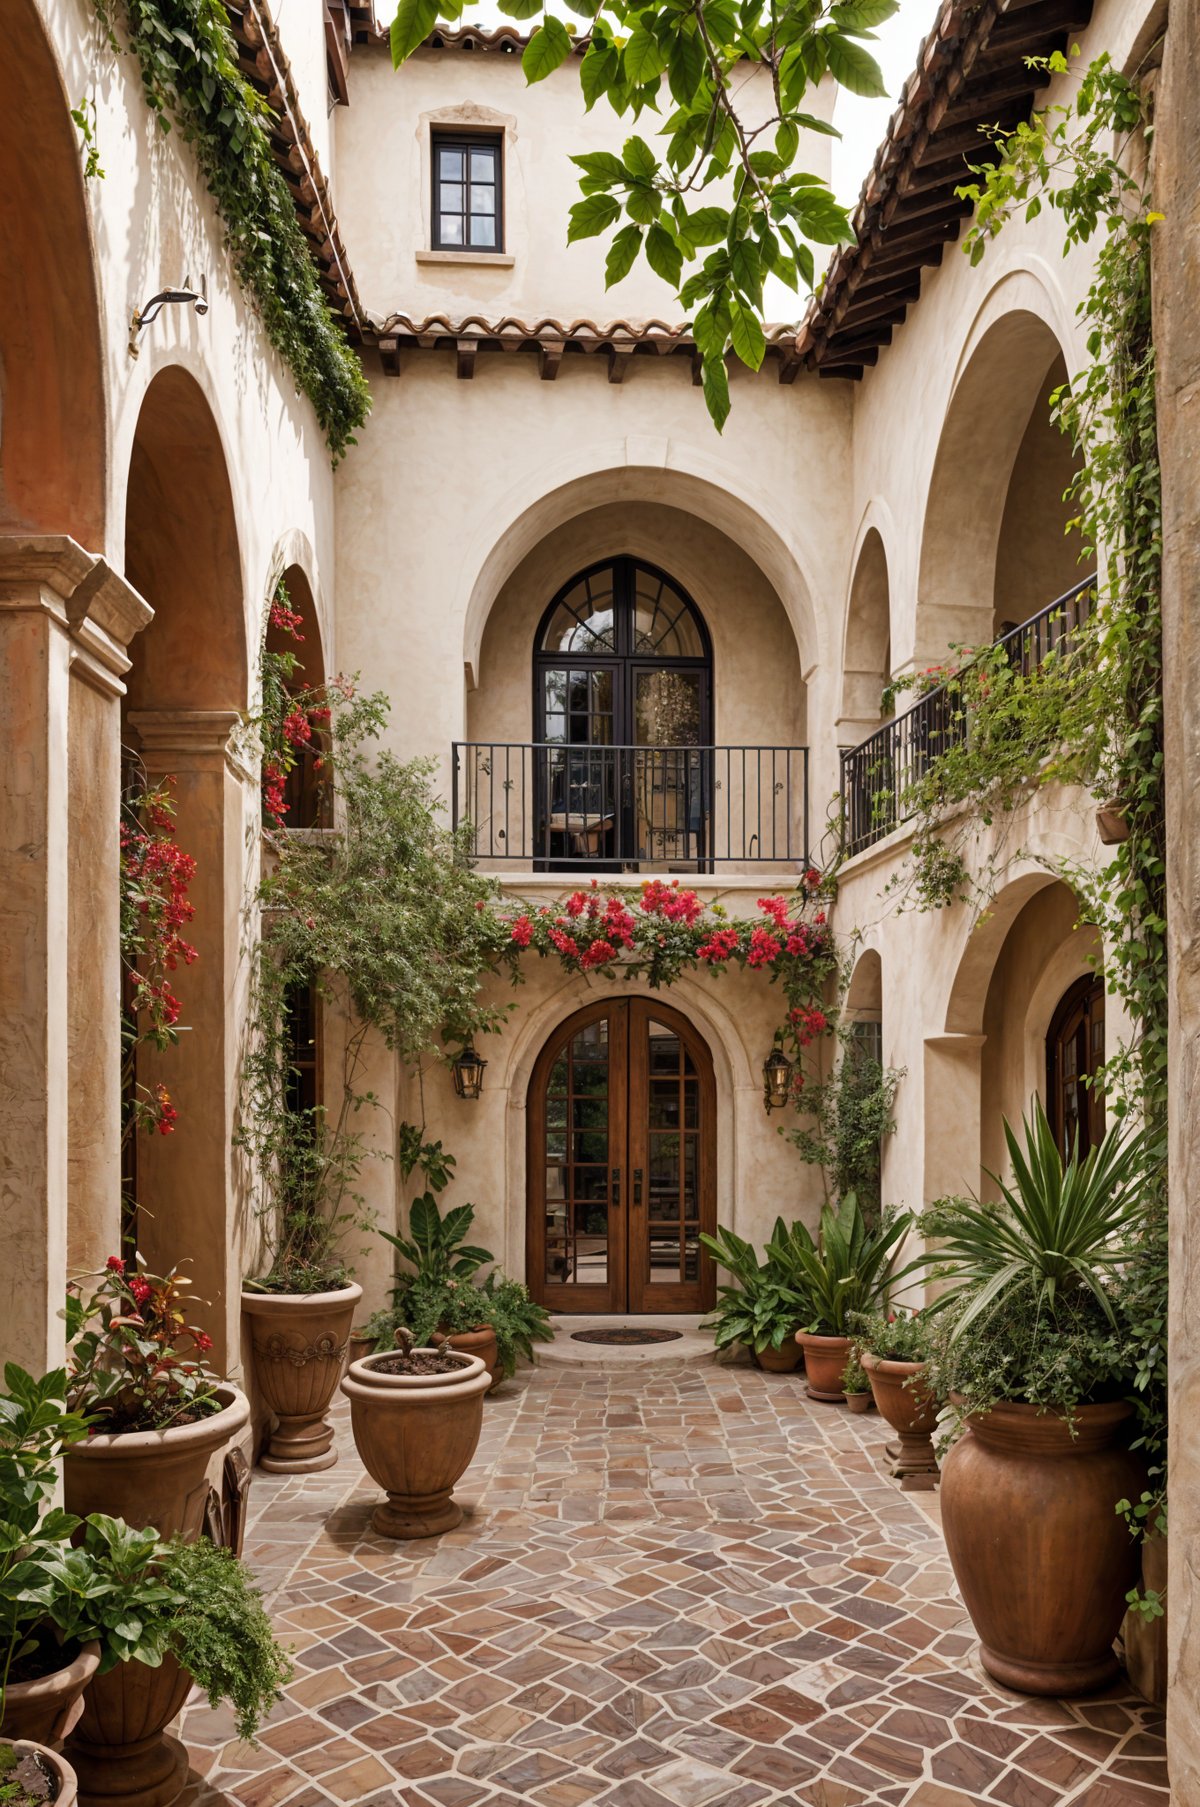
567,192 -> 621,241
605,222 -> 644,284
623,134 -> 658,181
701,354 -> 731,432
623,24 -> 666,83
522,16 -> 573,83
390,0 -> 441,67
824,31 -> 887,98
646,221 -> 683,286
729,296 -> 766,370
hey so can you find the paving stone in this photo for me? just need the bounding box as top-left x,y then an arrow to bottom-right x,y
176,1365 -> 1169,1807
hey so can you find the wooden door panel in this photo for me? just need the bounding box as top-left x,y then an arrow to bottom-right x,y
627,999 -> 716,1314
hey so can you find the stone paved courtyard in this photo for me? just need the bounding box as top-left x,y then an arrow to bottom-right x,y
179,1361 -> 1169,1807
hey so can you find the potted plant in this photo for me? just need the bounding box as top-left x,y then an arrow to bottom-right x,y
377,1191 -> 499,1383
62,1261 -> 249,1538
0,1744 -> 77,1807
474,1273 -> 554,1382
699,1224 -> 809,1371
62,1518 -> 291,1805
772,1196 -> 916,1401
854,1308 -> 940,1488
925,1101 -> 1151,1696
0,1368 -> 102,1752
341,1331 -> 491,1538
841,1352 -> 873,1413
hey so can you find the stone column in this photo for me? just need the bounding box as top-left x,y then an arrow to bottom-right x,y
0,535 -> 150,1375
1153,5 -> 1200,1790
126,710 -> 250,1379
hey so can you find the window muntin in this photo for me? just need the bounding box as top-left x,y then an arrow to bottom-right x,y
433,135 -> 502,252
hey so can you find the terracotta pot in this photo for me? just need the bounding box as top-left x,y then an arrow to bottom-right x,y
862,1353 -> 940,1491
433,1324 -> 501,1390
242,1284 -> 362,1472
346,1332 -> 376,1372
1096,801 -> 1130,845
941,1398 -> 1146,1696
1122,1532 -> 1168,1708
341,1349 -> 490,1538
845,1391 -> 872,1414
0,1643 -> 100,1748
5,1742 -> 79,1807
796,1333 -> 852,1402
755,1334 -> 803,1374
63,1385 -> 246,1807
63,1385 -> 249,1539
67,1654 -> 190,1807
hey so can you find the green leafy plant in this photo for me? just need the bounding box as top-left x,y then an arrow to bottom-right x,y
785,1041 -> 903,1215
840,1351 -> 870,1395
389,0 -> 901,429
850,1306 -> 934,1365
94,0 -> 370,459
699,1222 -> 806,1355
64,1259 -> 221,1433
767,1195 -> 916,1336
381,1192 -> 493,1292
476,1273 -> 554,1379
921,1100 -> 1150,1342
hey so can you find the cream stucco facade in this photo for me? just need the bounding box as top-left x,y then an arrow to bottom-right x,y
5,0 -> 1199,1773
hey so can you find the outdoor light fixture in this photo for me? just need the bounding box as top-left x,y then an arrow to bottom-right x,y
452,1043 -> 487,1101
762,1046 -> 794,1112
129,274 -> 209,356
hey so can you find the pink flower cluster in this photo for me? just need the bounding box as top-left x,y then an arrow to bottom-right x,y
639,878 -> 703,924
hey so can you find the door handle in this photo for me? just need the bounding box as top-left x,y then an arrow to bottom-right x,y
612,1167 -> 620,1207
633,1168 -> 643,1207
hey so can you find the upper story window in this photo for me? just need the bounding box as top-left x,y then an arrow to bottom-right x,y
432,133 -> 503,252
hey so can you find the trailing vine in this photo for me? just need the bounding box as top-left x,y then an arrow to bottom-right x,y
120,773 -> 197,1145
94,0 -> 370,460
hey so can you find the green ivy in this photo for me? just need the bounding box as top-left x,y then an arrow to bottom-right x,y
96,0 -> 371,461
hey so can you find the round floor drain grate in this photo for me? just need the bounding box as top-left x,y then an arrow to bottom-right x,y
569,1327 -> 684,1346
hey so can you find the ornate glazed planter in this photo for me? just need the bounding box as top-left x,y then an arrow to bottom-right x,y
62,1385 -> 248,1807
3,1743 -> 79,1807
0,1643 -> 100,1748
941,1398 -> 1145,1695
862,1353 -> 940,1490
341,1349 -> 489,1538
796,1333 -> 852,1402
242,1284 -> 362,1472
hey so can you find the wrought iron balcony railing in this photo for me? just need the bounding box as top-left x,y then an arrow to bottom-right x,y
452,742 -> 810,870
840,575 -> 1098,859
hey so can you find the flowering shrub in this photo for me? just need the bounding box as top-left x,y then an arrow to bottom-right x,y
64,1259 -> 223,1432
120,777 -> 197,1141
256,581 -> 358,830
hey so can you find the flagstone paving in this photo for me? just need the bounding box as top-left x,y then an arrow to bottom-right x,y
178,1361 -> 1169,1807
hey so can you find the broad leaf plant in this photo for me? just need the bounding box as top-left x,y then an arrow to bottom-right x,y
389,0 -> 899,427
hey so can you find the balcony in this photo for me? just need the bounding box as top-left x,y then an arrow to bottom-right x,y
840,576 -> 1097,859
451,742 -> 810,871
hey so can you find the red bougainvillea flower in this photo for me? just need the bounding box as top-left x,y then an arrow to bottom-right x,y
581,938 -> 616,970
757,895 -> 791,930
510,915 -> 534,948
787,1006 -> 828,1046
105,1255 -> 125,1274
548,927 -> 579,961
268,596 -> 305,641
565,891 -> 588,918
747,926 -> 782,968
697,927 -> 740,964
282,707 -> 312,748
154,1083 -> 178,1134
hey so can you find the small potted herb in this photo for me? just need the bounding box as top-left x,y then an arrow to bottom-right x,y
841,1352 -> 873,1413
341,1330 -> 490,1538
0,1743 -> 76,1807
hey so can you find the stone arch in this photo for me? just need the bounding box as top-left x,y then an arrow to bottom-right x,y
915,299 -> 1082,667
0,0 -> 106,546
840,529 -> 892,745
263,529 -> 332,683
121,365 -> 249,1372
845,947 -> 883,1023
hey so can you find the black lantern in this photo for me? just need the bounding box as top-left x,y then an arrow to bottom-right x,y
452,1042 -> 487,1100
762,1046 -> 794,1112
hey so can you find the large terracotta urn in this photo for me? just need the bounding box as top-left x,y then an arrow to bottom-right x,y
341,1349 -> 489,1538
435,1324 -> 501,1390
5,1742 -> 79,1807
940,1399 -> 1145,1696
796,1333 -> 851,1402
242,1283 -> 361,1472
862,1353 -> 940,1490
63,1385 -> 249,1807
0,1643 -> 100,1748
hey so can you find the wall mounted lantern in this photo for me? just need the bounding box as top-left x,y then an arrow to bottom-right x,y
129,274 -> 209,357
452,1043 -> 487,1101
762,1046 -> 794,1112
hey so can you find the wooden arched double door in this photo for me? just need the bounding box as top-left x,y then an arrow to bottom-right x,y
527,1000 -> 717,1314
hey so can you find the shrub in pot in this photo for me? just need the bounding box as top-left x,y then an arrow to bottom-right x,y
698,1224 -> 808,1371
840,1353 -> 873,1414
341,1331 -> 490,1538
924,1101 -> 1154,1696
62,1518 -> 291,1807
853,1308 -> 940,1488
771,1196 -> 917,1401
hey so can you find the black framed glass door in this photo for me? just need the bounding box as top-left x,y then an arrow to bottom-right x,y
533,558 -> 712,869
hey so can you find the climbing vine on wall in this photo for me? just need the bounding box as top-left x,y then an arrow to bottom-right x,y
94,0 -> 371,460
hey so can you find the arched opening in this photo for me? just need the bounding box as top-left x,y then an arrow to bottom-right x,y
916,312 -> 1083,666
0,1 -> 106,547
1046,973 -> 1105,1160
263,562 -> 329,829
840,532 -> 892,745
526,998 -> 716,1314
466,501 -> 807,872
121,367 -> 248,1370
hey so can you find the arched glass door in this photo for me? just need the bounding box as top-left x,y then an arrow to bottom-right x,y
1046,974 -> 1105,1159
527,999 -> 717,1313
533,558 -> 712,869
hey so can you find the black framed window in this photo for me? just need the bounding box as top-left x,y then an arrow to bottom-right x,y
432,134 -> 502,252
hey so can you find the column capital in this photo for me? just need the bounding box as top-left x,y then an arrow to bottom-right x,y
0,533 -> 153,697
127,709 -> 250,778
